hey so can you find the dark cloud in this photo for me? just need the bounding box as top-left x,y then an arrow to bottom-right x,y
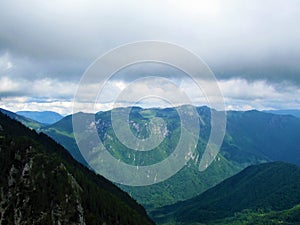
0,0 -> 299,84
211,53 -> 300,86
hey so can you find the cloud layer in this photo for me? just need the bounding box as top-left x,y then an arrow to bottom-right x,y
0,0 -> 300,114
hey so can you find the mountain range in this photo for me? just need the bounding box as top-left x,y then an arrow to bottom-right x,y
38,106 -> 300,213
1,106 -> 300,224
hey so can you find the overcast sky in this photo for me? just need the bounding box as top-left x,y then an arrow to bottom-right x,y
0,0 -> 300,115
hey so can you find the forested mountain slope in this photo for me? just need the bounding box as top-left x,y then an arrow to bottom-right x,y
0,111 -> 154,225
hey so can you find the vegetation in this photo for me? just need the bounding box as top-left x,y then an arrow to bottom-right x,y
212,204 -> 300,225
0,108 -> 44,130
152,162 -> 300,224
40,106 -> 300,212
43,107 -> 245,210
0,111 -> 154,225
2,107 -> 300,224
225,110 -> 300,165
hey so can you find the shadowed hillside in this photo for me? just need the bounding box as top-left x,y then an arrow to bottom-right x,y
153,162 -> 300,224
0,111 -> 154,225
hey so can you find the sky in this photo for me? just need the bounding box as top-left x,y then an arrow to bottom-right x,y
0,0 -> 300,115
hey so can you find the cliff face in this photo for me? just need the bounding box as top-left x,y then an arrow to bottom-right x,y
0,112 -> 154,225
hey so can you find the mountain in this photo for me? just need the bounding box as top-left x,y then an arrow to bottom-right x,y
39,107 -> 300,212
41,113 -> 89,166
0,111 -> 154,225
225,110 -> 300,165
0,108 -> 43,130
16,110 -> 63,125
152,161 -> 300,224
41,107 -> 246,210
264,109 -> 300,118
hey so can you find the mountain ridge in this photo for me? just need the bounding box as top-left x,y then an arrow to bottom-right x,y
264,109 -> 300,118
0,108 -> 43,130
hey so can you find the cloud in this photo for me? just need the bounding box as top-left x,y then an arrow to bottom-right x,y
0,53 -> 13,71
1,0 -> 300,83
0,96 -> 74,115
0,76 -> 76,99
0,0 -> 300,113
1,74 -> 300,114
219,79 -> 300,110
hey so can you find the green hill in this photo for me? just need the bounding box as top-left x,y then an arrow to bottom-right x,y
152,162 -> 300,224
0,111 -> 154,225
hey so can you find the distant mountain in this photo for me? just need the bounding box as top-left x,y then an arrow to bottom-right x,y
152,162 -> 300,224
16,110 -> 63,124
0,108 -> 43,130
0,111 -> 154,225
225,110 -> 300,165
39,107 -> 300,211
264,109 -> 300,118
